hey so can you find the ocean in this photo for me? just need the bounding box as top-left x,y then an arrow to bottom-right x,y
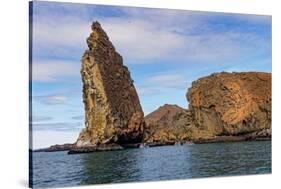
31,141 -> 271,188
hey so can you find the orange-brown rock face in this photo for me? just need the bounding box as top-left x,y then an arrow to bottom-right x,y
187,72 -> 271,136
76,22 -> 145,146
144,104 -> 194,142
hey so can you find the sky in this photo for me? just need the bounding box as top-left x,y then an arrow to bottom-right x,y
30,1 -> 272,149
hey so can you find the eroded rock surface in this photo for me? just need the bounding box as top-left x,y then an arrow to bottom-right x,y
144,72 -> 271,143
76,22 -> 145,147
144,104 -> 194,143
187,72 -> 271,138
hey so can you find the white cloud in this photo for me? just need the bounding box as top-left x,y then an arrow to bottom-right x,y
32,122 -> 82,131
136,73 -> 190,97
137,86 -> 161,96
71,115 -> 84,120
101,18 -> 187,60
35,94 -> 69,105
146,74 -> 189,88
33,17 -> 90,49
32,116 -> 53,122
113,22 -> 254,62
148,74 -> 183,83
44,95 -> 68,105
32,60 -> 79,82
32,6 -> 270,63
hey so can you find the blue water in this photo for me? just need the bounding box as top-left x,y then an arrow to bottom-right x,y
31,141 -> 271,188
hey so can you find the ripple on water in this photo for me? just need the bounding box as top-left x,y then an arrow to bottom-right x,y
31,141 -> 271,188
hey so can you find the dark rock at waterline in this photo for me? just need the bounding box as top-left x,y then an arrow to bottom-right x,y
67,142 -> 181,154
245,128 -> 271,141
46,143 -> 75,152
121,143 -> 142,148
122,142 -> 176,148
33,143 -> 75,152
193,128 -> 271,144
68,143 -> 124,154
145,141 -> 176,147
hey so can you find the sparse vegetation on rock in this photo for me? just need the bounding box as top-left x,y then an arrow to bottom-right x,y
76,21 -> 145,147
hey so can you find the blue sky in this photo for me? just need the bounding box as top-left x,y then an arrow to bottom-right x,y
30,1 -> 271,149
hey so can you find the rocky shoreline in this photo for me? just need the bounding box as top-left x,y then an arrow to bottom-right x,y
193,128 -> 271,143
34,128 -> 271,154
34,143 -> 74,152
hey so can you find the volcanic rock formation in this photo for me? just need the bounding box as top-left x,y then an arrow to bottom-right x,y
187,72 -> 271,138
39,22 -> 271,154
76,22 -> 145,147
144,104 -> 194,143
144,72 -> 271,142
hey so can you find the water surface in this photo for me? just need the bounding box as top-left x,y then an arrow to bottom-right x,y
31,141 -> 271,188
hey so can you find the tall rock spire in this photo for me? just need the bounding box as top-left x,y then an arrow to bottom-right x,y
76,21 -> 145,146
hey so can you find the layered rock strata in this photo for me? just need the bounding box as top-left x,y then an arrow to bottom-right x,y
144,72 -> 271,143
187,72 -> 271,139
76,21 -> 145,147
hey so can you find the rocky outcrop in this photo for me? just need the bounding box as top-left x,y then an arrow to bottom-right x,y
76,21 -> 145,147
144,104 -> 194,143
187,72 -> 271,139
144,72 -> 271,143
34,143 -> 75,152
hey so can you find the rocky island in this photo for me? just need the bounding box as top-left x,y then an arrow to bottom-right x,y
67,21 -> 145,154
35,22 -> 271,153
144,72 -> 271,144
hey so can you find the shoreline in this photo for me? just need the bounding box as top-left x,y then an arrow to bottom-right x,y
33,135 -> 271,154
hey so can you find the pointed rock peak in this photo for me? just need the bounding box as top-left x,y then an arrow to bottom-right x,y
86,21 -> 112,50
91,21 -> 101,30
76,21 -> 145,146
91,21 -> 107,37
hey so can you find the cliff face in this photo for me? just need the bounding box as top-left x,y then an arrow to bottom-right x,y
144,104 -> 194,143
76,22 -> 145,146
187,72 -> 271,137
144,72 -> 271,142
